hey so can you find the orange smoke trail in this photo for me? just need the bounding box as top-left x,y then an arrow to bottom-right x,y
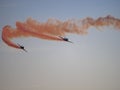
2,25 -> 30,49
16,21 -> 63,41
25,15 -> 120,35
1,15 -> 120,50
2,24 -> 63,49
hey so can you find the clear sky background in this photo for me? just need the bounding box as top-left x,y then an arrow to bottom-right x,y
0,0 -> 120,90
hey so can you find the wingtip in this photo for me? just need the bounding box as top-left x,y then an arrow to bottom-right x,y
68,41 -> 73,43
22,49 -> 27,52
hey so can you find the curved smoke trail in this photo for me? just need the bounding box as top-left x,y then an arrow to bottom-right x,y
1,15 -> 120,50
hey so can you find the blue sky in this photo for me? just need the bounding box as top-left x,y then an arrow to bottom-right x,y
0,0 -> 120,90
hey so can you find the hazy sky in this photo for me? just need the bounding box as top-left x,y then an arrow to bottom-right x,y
0,0 -> 120,90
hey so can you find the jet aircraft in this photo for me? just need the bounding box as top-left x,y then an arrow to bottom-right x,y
59,36 -> 73,43
17,43 -> 27,52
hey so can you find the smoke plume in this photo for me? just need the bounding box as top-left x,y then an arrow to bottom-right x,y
1,15 -> 120,50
